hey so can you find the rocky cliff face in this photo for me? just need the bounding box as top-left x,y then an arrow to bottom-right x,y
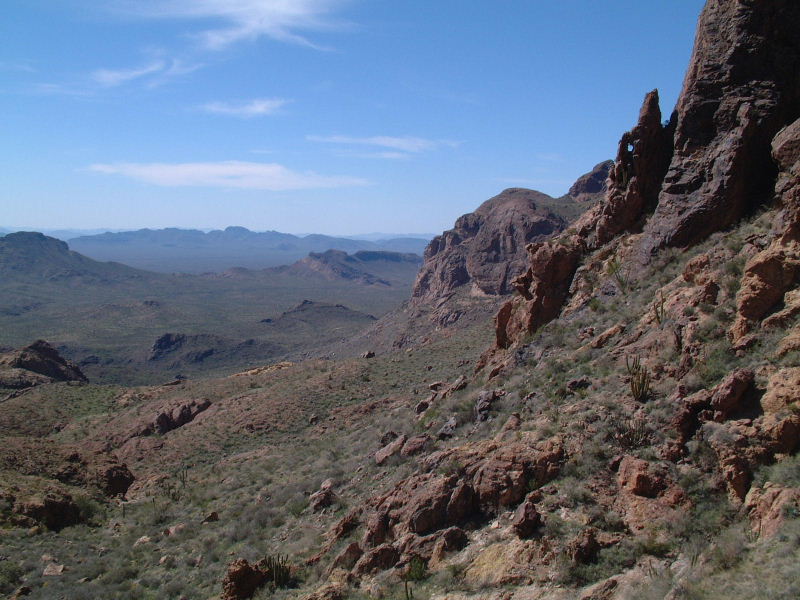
494,0 -> 800,353
412,170 -> 610,305
644,0 -> 800,251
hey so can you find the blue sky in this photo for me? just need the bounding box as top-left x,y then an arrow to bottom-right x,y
2,0 -> 705,235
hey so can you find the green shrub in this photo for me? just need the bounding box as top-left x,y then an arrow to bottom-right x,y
0,560 -> 23,594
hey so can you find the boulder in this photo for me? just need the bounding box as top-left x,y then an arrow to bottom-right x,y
709,369 -> 754,419
745,483 -> 800,538
221,558 -> 268,600
375,434 -> 407,466
352,544 -> 399,576
13,491 -> 81,531
310,480 -> 337,512
437,416 -> 458,440
761,368 -> 800,414
401,435 -> 431,457
330,542 -> 363,572
616,456 -> 664,498
511,496 -> 542,539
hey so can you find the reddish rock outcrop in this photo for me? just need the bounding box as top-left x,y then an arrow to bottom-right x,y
643,0 -> 800,251
13,491 -> 82,531
375,434 -> 407,466
595,90 -> 673,245
568,161 -> 613,203
401,435 -> 430,457
486,1 -> 800,354
495,236 -> 584,348
320,437 -> 563,577
760,367 -> 800,414
745,484 -> 800,539
731,118 -> 800,342
0,340 -> 87,389
616,456 -> 665,498
511,495 -> 542,539
310,479 -> 337,512
412,188 -> 578,303
221,559 -> 268,600
131,398 -> 211,437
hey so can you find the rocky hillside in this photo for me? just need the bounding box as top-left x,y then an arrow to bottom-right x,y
0,340 -> 87,390
1,2 -> 800,600
412,174 -> 609,305
281,250 -> 421,286
0,232 -> 150,284
492,0 -> 800,356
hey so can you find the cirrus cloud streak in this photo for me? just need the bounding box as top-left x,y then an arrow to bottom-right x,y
123,0 -> 349,50
201,98 -> 289,117
88,161 -> 368,191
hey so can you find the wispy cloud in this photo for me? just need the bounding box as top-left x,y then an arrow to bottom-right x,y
0,61 -> 36,73
201,98 -> 289,117
124,0 -> 349,50
89,58 -> 202,88
91,61 -> 166,87
307,135 -> 460,158
88,161 -> 368,190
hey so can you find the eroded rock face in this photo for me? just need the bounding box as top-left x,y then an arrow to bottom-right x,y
643,0 -> 800,251
487,1 -> 800,354
13,491 -> 82,531
221,559 -> 268,600
731,118 -> 800,342
746,484 -> 800,538
0,340 -> 87,389
413,189 -> 571,302
596,90 -> 673,245
319,437 -> 563,577
495,237 -> 584,348
132,398 -> 211,437
568,161 -> 613,203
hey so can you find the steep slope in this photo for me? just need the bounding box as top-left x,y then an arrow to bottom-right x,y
494,0 -> 800,355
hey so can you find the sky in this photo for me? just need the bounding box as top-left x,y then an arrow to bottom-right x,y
1,0 -> 706,236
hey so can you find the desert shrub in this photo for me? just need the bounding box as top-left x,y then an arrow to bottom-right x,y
559,539 -> 639,586
405,555 -> 427,582
706,525 -> 748,571
754,453 -> 800,488
0,560 -> 23,594
74,494 -> 104,524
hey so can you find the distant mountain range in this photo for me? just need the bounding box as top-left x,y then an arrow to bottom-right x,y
19,226 -> 428,273
0,232 -> 422,384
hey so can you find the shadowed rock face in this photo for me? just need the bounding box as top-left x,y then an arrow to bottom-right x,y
643,0 -> 800,252
413,188 -> 568,302
492,0 -> 800,352
0,340 -> 87,388
568,160 -> 613,202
